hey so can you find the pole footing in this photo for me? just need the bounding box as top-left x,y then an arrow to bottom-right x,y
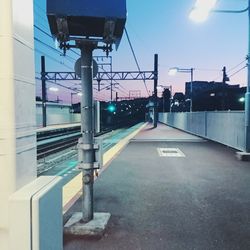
64,212 -> 111,238
236,151 -> 250,161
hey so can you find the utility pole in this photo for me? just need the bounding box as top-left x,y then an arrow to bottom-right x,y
110,82 -> 113,101
190,68 -> 194,112
246,0 -> 250,152
221,66 -> 229,110
222,66 -> 229,83
110,57 -> 113,101
97,79 -> 101,91
78,42 -> 96,222
71,92 -> 73,106
41,56 -> 47,127
153,54 -> 158,128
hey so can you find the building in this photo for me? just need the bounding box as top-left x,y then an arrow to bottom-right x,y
185,81 -> 245,111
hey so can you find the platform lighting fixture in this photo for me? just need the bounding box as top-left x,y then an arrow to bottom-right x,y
156,86 -> 164,91
168,67 -> 178,76
239,97 -> 245,103
77,92 -> 82,96
189,0 -> 218,22
168,67 -> 194,112
49,86 -> 59,92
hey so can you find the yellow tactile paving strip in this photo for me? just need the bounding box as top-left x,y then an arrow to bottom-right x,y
62,123 -> 147,214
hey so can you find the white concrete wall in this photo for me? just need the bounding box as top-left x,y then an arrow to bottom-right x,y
159,111 -> 245,151
0,0 -> 36,248
36,102 -> 81,127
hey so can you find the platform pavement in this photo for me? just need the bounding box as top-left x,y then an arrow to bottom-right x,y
64,123 -> 250,250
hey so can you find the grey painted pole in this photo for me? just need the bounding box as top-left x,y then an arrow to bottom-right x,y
41,56 -> 47,127
153,54 -> 158,128
163,92 -> 165,113
80,43 -> 95,222
245,0 -> 250,152
111,58 -> 113,101
190,68 -> 193,112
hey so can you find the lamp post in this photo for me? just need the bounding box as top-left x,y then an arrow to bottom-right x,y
169,67 -> 194,112
189,0 -> 250,153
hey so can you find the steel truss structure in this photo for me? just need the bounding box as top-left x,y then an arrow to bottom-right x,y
43,71 -> 156,82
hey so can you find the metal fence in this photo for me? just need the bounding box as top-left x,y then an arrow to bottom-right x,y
159,111 -> 245,151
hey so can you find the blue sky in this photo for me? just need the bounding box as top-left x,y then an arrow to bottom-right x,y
34,0 -> 248,103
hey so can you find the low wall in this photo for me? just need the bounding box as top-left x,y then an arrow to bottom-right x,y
36,102 -> 81,127
159,111 -> 245,151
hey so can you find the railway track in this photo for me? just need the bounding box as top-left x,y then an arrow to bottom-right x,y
37,120 -> 142,160
37,127 -> 111,160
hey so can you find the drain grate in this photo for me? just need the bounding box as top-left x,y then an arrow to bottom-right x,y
157,148 -> 185,157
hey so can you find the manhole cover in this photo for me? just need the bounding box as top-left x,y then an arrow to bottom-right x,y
157,148 -> 185,157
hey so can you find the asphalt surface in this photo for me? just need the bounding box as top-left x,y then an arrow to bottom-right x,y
64,123 -> 250,250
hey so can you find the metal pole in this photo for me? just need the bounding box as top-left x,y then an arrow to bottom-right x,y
153,54 -> 158,128
245,0 -> 250,152
110,56 -> 113,101
97,80 -> 101,91
80,43 -> 95,222
110,82 -> 113,101
116,92 -> 118,102
41,56 -> 47,127
190,68 -> 193,112
163,92 -> 165,113
71,93 -> 73,106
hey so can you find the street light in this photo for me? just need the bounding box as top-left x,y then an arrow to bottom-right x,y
168,67 -> 178,76
189,0 -> 218,22
168,67 -> 194,112
239,97 -> 245,103
189,0 -> 250,154
48,86 -> 59,92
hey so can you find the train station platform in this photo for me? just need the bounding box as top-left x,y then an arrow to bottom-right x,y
36,123 -> 80,133
64,123 -> 250,250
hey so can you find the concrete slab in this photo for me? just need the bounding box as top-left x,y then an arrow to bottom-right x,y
64,212 -> 111,237
133,123 -> 204,142
236,151 -> 250,161
64,124 -> 250,250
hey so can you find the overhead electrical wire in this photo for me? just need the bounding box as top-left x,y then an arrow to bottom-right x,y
228,65 -> 247,78
35,75 -> 78,92
34,25 -> 79,60
34,37 -> 76,62
95,65 -> 130,96
34,24 -> 81,58
125,28 -> 150,96
35,48 -> 72,70
227,58 -> 247,73
212,58 -> 247,82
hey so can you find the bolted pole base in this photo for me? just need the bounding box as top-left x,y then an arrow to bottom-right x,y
64,212 -> 111,238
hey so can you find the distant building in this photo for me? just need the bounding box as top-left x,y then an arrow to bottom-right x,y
185,81 -> 245,111
185,81 -> 240,99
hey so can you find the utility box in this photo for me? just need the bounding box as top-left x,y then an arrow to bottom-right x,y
47,0 -> 127,47
9,176 -> 62,250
